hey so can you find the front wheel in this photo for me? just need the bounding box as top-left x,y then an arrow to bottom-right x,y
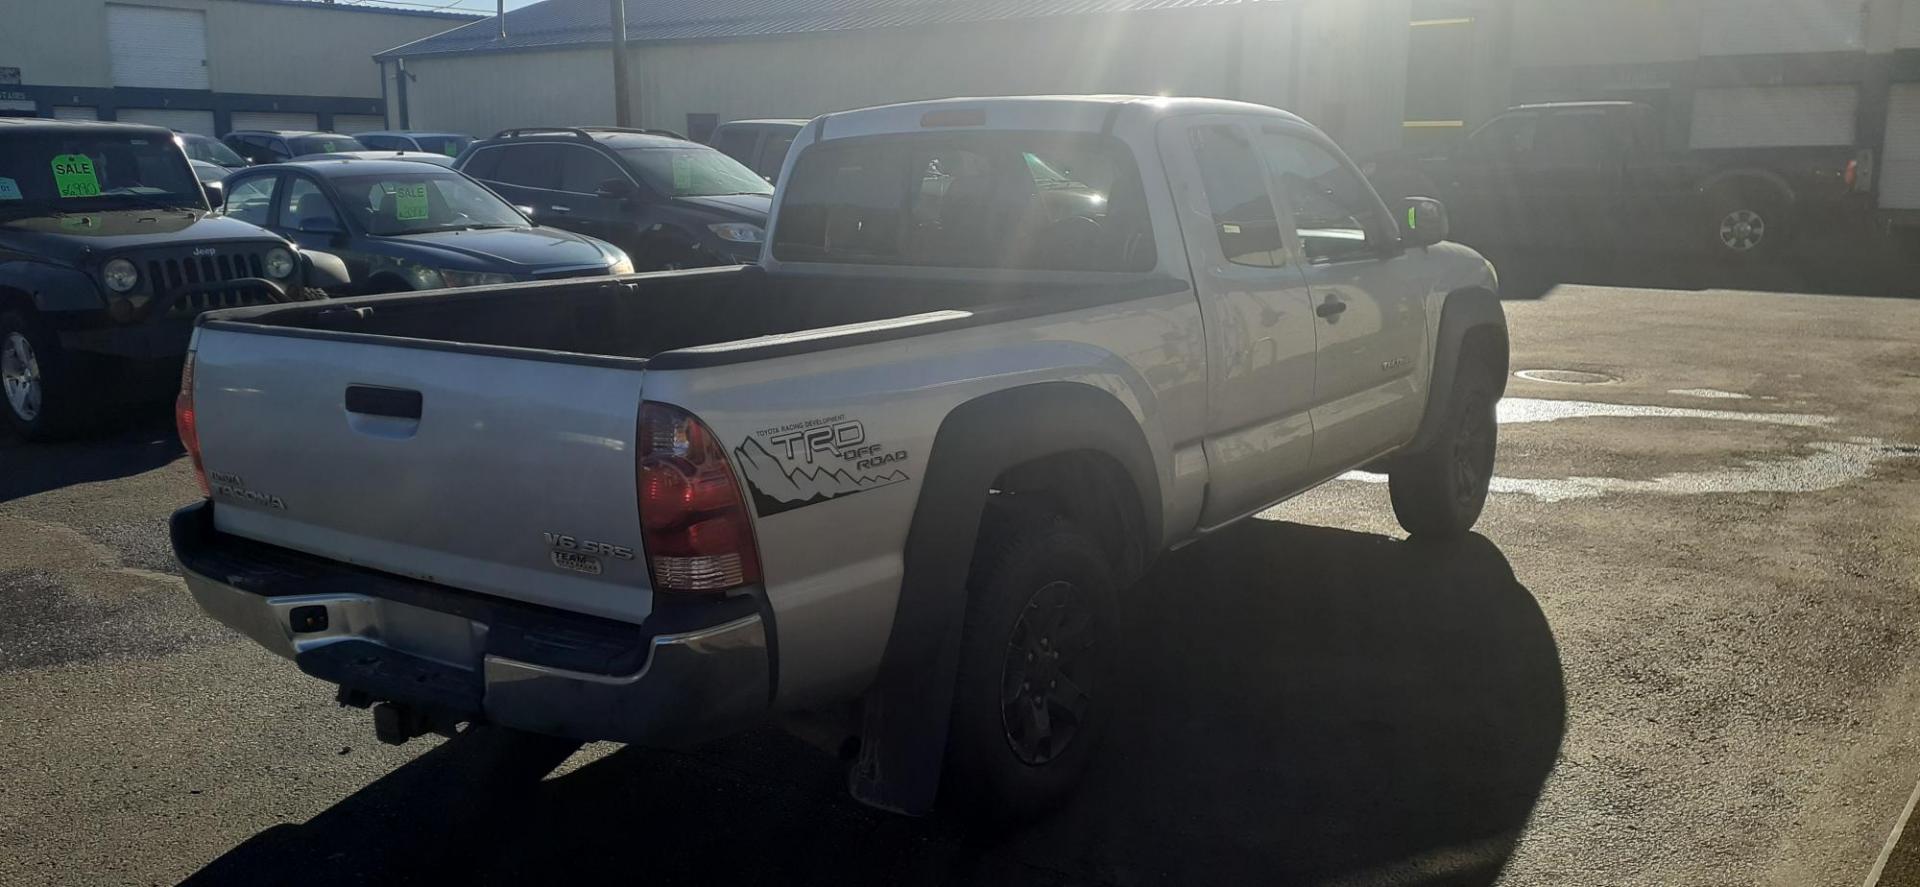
1389,364 -> 1499,539
945,505 -> 1118,821
1,308 -> 90,441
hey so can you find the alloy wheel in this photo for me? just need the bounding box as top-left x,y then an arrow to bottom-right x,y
1000,579 -> 1096,766
1,332 -> 41,422
1718,209 -> 1766,253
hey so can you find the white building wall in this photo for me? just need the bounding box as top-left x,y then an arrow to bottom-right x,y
400,47 -> 616,136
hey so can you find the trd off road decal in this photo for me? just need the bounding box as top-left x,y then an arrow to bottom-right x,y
735,414 -> 909,516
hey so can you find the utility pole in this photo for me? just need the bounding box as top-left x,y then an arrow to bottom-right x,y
497,0 -> 507,39
609,0 -> 632,126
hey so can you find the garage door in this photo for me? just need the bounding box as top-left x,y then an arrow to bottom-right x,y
332,114 -> 387,134
1881,84 -> 1920,209
229,111 -> 318,132
52,106 -> 98,121
1690,85 -> 1858,149
108,5 -> 209,90
118,108 -> 216,136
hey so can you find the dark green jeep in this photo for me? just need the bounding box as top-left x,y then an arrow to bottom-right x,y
0,119 -> 346,439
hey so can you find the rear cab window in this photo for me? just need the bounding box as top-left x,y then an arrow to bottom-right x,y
772,130 -> 1156,273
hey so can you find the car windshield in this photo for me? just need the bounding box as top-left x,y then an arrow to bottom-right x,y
332,171 -> 526,235
179,134 -> 247,168
288,135 -> 366,156
616,146 -> 773,198
415,135 -> 473,157
0,131 -> 205,213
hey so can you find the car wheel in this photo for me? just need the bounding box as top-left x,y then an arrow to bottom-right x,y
0,308 -> 89,441
1707,188 -> 1787,261
945,503 -> 1117,821
1389,361 -> 1499,539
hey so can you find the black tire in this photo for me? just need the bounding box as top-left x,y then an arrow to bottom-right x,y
1705,187 -> 1788,262
0,308 -> 91,441
945,504 -> 1118,821
1389,361 -> 1500,539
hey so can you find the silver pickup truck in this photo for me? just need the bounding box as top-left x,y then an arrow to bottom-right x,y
170,96 -> 1507,818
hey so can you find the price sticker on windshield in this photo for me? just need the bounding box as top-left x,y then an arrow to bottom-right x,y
672,154 -> 693,191
393,182 -> 429,220
51,154 -> 101,198
0,177 -> 20,201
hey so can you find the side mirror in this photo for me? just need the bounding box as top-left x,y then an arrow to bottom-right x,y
513,205 -> 537,219
596,177 -> 637,198
1396,196 -> 1449,248
300,250 -> 352,291
201,181 -> 224,208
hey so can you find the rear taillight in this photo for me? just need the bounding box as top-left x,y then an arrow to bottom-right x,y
1845,158 -> 1858,190
175,351 -> 208,496
636,402 -> 761,593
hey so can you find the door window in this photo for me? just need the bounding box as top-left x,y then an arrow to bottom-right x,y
1255,132 -> 1378,264
1530,111 -> 1616,169
220,175 -> 279,226
487,144 -> 562,190
360,135 -> 403,151
557,146 -> 629,194
460,146 -> 502,181
284,177 -> 337,230
1188,125 -> 1286,268
712,127 -> 758,164
759,131 -> 797,179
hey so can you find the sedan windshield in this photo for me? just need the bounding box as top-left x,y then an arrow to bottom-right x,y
332,171 -> 527,235
0,132 -> 205,213
617,146 -> 773,198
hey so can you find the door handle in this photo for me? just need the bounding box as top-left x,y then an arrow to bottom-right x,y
549,205 -> 572,214
345,385 -> 422,420
1315,296 -> 1348,319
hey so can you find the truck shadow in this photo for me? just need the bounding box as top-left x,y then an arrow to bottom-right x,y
184,522 -> 1564,887
1474,234 -> 1920,302
0,413 -> 182,503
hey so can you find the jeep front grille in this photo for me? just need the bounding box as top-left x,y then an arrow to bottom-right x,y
146,251 -> 274,316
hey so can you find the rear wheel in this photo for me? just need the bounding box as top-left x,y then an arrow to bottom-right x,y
1706,187 -> 1788,261
945,505 -> 1117,821
1,308 -> 89,441
1389,361 -> 1499,539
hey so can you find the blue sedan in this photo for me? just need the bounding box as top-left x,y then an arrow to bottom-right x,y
217,159 -> 632,295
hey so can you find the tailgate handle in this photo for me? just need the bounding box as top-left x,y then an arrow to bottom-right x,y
345,385 -> 423,420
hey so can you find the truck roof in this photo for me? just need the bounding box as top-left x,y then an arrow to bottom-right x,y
819,95 -> 1307,140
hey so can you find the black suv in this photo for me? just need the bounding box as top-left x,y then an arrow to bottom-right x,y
222,130 -> 366,165
0,120 -> 344,439
455,127 -> 773,269
708,119 -> 805,182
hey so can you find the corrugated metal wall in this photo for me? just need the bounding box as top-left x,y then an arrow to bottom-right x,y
1689,85 -> 1859,148
1698,0 -> 1868,54
1881,84 -> 1920,209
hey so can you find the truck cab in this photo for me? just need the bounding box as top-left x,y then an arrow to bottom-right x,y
0,119 -> 338,438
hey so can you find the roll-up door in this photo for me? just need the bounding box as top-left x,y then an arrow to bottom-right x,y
52,107 -> 99,121
108,5 -> 210,90
1880,84 -> 1920,209
1690,85 -> 1858,149
118,108 -> 217,136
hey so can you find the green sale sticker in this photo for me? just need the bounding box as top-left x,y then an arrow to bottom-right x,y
51,154 -> 101,198
394,183 -> 429,220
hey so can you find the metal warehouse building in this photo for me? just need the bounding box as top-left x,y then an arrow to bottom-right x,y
382,0 -> 1920,214
0,0 -> 477,135
376,0 -> 1420,159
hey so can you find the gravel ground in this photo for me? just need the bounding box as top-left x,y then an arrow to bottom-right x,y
2,280 -> 1918,886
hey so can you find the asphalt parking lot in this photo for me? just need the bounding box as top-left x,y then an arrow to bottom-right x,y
3,258 -> 1919,886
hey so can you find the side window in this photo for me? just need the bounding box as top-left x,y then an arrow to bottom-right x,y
558,146 -> 628,194
1256,132 -> 1378,264
759,132 -> 796,178
284,177 -> 336,229
713,127 -> 758,164
264,138 -> 292,162
360,135 -> 398,151
1531,111 -> 1616,169
1468,114 -> 1536,163
1188,125 -> 1286,268
489,144 -> 561,190
461,146 -> 502,181
221,175 -> 279,226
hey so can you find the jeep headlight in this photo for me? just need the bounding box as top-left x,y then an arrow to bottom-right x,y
103,258 -> 139,293
263,247 -> 295,279
707,222 -> 764,244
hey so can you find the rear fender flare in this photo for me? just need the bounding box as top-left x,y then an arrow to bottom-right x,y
1402,288 -> 1508,458
848,381 -> 1160,815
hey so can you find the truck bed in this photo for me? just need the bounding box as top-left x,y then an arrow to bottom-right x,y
204,266 -> 1177,368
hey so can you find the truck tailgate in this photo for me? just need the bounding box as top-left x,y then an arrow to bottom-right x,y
191,327 -> 654,624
